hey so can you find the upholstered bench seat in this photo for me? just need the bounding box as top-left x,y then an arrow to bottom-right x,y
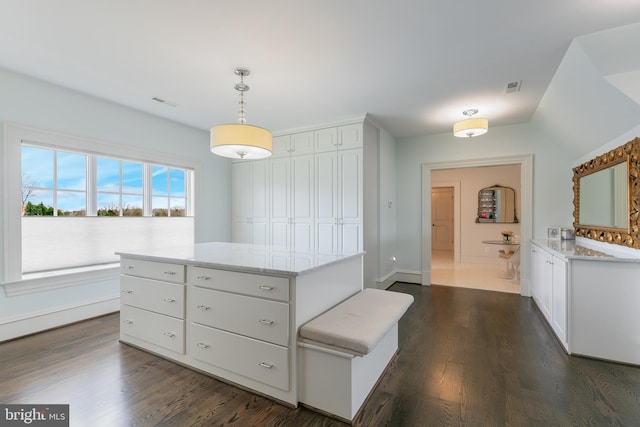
299,288 -> 414,355
297,288 -> 414,423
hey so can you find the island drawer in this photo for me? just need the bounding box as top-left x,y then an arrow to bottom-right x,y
191,323 -> 289,391
191,286 -> 288,346
121,276 -> 185,319
120,258 -> 185,284
188,266 -> 289,302
120,305 -> 185,354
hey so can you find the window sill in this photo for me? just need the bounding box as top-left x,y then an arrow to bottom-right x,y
2,264 -> 120,297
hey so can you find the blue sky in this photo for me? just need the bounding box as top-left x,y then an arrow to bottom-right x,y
22,146 -> 186,212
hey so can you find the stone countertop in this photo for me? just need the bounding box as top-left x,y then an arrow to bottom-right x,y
116,242 -> 365,276
531,238 -> 640,262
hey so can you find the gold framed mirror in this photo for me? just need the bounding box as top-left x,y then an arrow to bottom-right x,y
572,137 -> 640,249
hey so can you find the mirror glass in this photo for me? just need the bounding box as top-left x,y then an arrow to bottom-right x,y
476,186 -> 518,223
579,161 -> 628,228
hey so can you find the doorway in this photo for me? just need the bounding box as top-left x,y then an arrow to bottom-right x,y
421,154 -> 533,297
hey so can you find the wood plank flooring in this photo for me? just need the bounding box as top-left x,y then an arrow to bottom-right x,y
2,283 -> 640,426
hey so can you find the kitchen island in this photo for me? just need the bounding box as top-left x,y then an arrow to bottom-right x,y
116,242 -> 364,406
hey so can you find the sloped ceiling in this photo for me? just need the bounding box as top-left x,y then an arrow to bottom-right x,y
532,22 -> 640,158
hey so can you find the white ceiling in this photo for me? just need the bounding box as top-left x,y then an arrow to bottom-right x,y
1,1 -> 640,138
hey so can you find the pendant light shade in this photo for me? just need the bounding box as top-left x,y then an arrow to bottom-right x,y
210,68 -> 272,159
210,123 -> 272,159
453,109 -> 488,138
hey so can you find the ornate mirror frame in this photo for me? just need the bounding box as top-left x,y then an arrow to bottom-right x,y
572,137 -> 640,249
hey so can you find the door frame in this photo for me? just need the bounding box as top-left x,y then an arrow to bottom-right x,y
421,154 -> 533,296
431,182 -> 460,262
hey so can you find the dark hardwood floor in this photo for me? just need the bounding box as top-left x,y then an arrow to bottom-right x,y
2,283 -> 640,426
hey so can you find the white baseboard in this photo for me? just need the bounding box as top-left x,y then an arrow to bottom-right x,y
0,295 -> 120,342
376,270 -> 422,289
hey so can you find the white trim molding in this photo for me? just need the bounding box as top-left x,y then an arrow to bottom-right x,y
0,295 -> 120,342
422,154 -> 534,296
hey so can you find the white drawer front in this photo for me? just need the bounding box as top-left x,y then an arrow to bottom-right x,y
120,258 -> 185,284
120,305 -> 185,354
191,323 -> 289,391
191,287 -> 289,346
188,266 -> 289,302
121,276 -> 185,318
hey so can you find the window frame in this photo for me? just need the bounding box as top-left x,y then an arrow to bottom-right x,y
2,123 -> 200,294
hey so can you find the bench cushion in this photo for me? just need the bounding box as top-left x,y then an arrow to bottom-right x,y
299,288 -> 414,355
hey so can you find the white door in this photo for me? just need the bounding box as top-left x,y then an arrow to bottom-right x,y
338,148 -> 363,254
250,161 -> 270,244
431,187 -> 454,251
270,157 -> 291,249
291,154 -> 314,253
315,151 -> 338,254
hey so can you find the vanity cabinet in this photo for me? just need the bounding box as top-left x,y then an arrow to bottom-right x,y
530,241 -> 568,351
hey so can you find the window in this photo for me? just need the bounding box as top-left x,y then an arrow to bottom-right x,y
3,124 -> 198,292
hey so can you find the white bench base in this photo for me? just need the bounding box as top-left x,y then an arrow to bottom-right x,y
297,324 -> 398,423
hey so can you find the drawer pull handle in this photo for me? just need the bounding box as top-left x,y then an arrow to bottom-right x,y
163,331 -> 176,338
259,285 -> 275,291
197,342 -> 210,349
258,362 -> 274,369
123,265 -> 134,269
163,298 -> 176,303
123,319 -> 134,325
164,271 -> 177,275
123,289 -> 134,294
197,275 -> 211,280
197,305 -> 211,311
259,319 -> 274,325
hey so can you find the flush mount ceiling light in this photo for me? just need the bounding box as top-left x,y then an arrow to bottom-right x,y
210,67 -> 272,159
453,109 -> 489,138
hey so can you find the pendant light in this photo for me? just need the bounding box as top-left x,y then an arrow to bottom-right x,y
453,109 -> 488,138
210,67 -> 272,159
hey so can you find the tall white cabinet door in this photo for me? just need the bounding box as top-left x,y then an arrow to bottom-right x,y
291,154 -> 314,253
232,162 -> 251,243
338,149 -> 363,254
231,161 -> 270,244
315,151 -> 338,254
270,157 -> 291,249
250,161 -> 270,245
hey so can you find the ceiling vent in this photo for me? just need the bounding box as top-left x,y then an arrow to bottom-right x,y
505,80 -> 522,94
152,97 -> 178,107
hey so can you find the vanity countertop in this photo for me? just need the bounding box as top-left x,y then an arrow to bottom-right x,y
116,241 -> 364,276
531,238 -> 640,263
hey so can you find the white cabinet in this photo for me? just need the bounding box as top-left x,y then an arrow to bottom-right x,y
119,258 -> 186,356
271,132 -> 314,158
315,148 -> 363,255
530,242 -> 568,351
232,160 -> 270,244
270,153 -> 314,252
231,119 -> 376,286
